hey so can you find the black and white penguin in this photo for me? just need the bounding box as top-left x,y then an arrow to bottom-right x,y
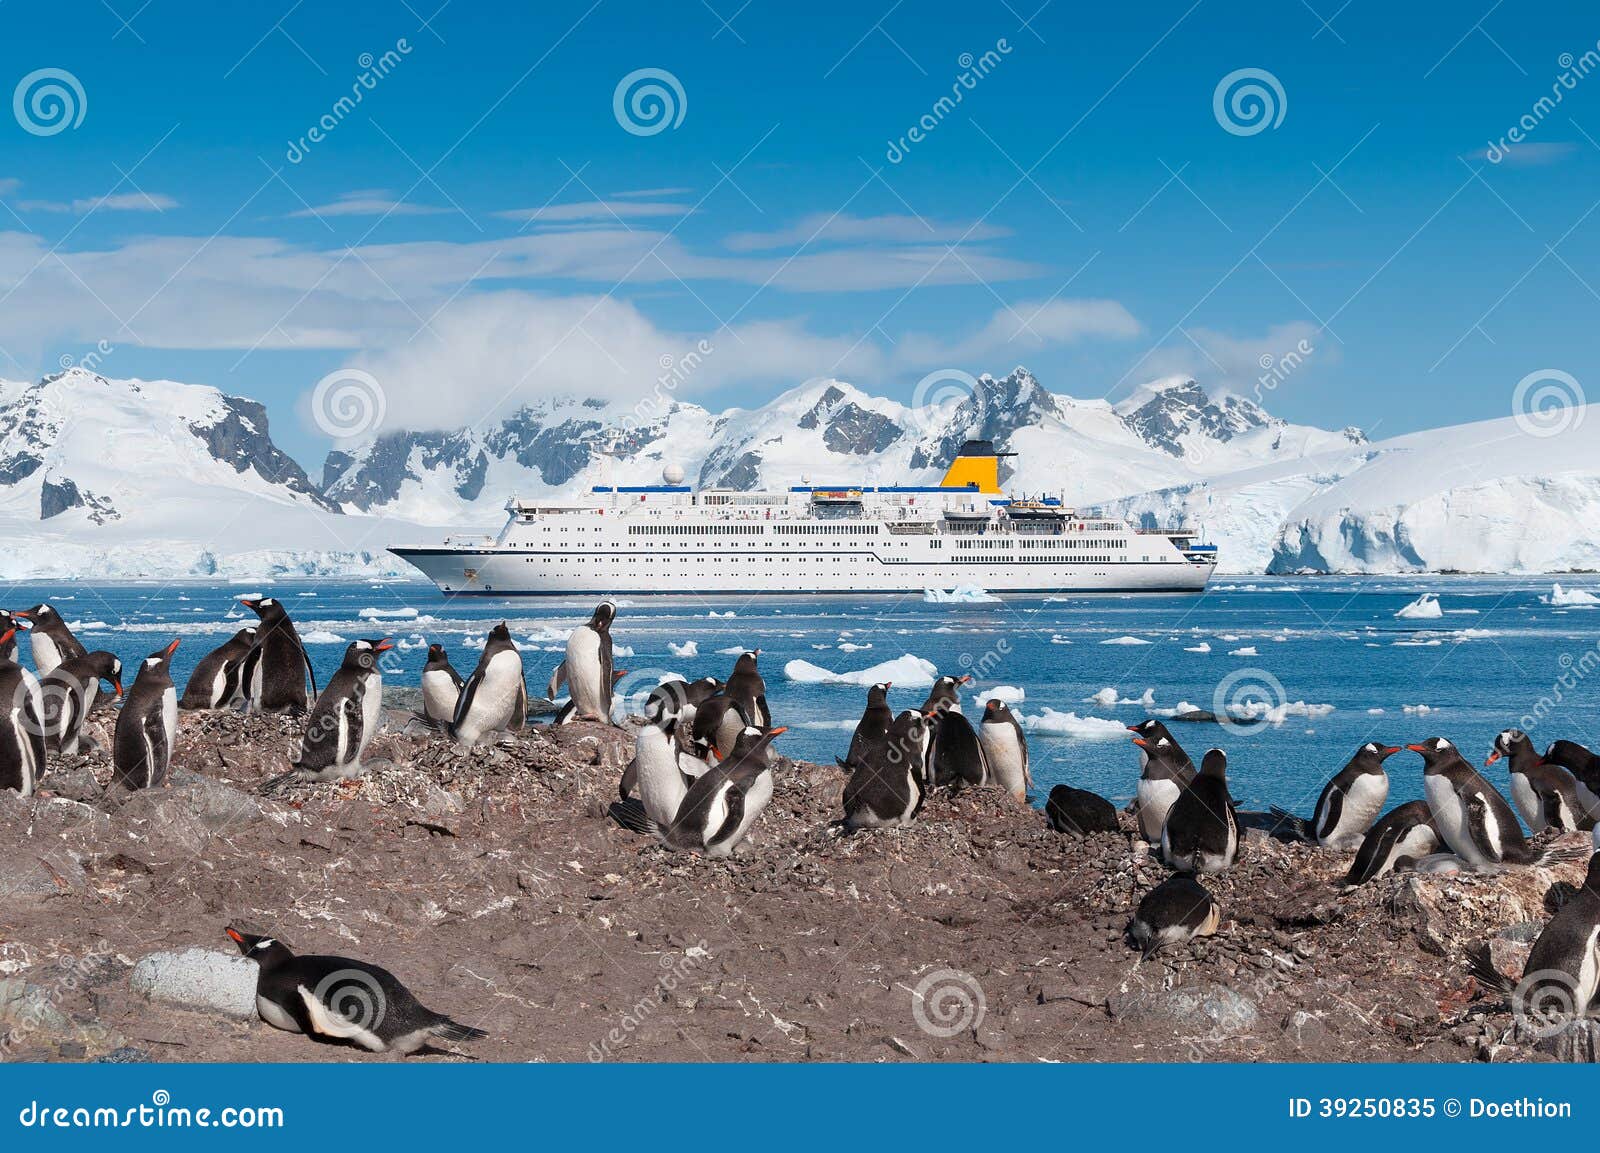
451,624 -> 526,746
548,602 -> 616,724
15,603 -> 88,676
111,640 -> 180,791
1161,748 -> 1239,874
1269,742 -> 1399,849
39,651 -> 122,755
238,597 -> 317,715
1126,874 -> 1222,959
920,674 -> 970,716
841,710 -> 931,830
1489,728 -> 1594,834
1539,739 -> 1600,821
1045,784 -> 1120,835
978,699 -> 1031,802
724,650 -> 770,729
1129,719 -> 1196,843
292,639 -> 391,782
617,713 -> 704,819
837,681 -> 893,771
621,726 -> 782,856
921,674 -> 987,789
0,610 -> 20,664
0,628 -> 46,795
1466,851 -> 1600,1021
225,927 -> 486,1054
420,643 -> 464,728
1343,800 -> 1443,886
179,627 -> 257,710
689,693 -> 748,761
1413,737 -> 1571,867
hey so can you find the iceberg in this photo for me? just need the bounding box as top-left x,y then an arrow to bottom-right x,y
668,640 -> 699,658
1543,583 -> 1600,606
1394,593 -> 1443,619
1019,709 -> 1129,739
783,654 -> 938,688
923,585 -> 1000,604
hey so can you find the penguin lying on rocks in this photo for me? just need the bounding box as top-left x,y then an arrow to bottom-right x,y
1488,729 -> 1595,833
1464,851 -> 1600,1021
1269,742 -> 1399,849
180,627 -> 256,710
1343,800 -> 1443,886
226,926 -> 486,1055
840,710 -> 930,830
1126,875 -> 1222,959
1045,784 -> 1119,835
617,713 -> 710,807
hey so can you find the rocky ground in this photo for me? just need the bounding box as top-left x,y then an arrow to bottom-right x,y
0,697 -> 1596,1064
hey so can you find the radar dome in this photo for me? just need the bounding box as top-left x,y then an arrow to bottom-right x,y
662,463 -> 686,485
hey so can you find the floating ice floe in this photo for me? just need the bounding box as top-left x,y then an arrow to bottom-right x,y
301,629 -> 347,644
1391,638 -> 1442,647
1086,687 -> 1154,707
1100,636 -> 1151,646
613,644 -> 635,657
783,654 -> 938,688
358,606 -> 419,620
1367,708 -> 1385,715
1402,703 -> 1434,715
1184,643 -> 1212,653
924,585 -> 999,604
978,685 -> 1026,704
1228,646 -> 1259,657
1231,700 -> 1334,724
838,642 -> 872,652
706,610 -> 736,618
1019,709 -> 1128,739
68,620 -> 111,631
1394,593 -> 1443,619
716,646 -> 745,655
1049,634 -> 1072,645
1542,583 -> 1600,606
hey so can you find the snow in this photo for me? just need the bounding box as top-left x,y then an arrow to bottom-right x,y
1543,583 -> 1600,606
668,640 -> 699,658
782,654 -> 938,688
924,585 -> 1000,603
1019,709 -> 1129,739
1100,635 -> 1151,646
1395,594 -> 1443,619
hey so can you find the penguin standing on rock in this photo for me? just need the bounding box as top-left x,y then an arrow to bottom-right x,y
841,710 -> 931,830
1538,739 -> 1600,821
225,927 -> 486,1055
1488,729 -> 1594,833
1466,851 -> 1600,1019
0,628 -> 46,795
689,693 -> 747,761
0,610 -> 20,664
725,651 -> 770,729
1343,801 -> 1443,886
978,699 -> 1031,802
1126,875 -> 1222,959
1413,737 -> 1579,867
14,604 -> 87,676
451,624 -> 526,746
179,627 -> 257,710
40,651 -> 122,755
1161,748 -> 1239,874
1129,720 -> 1196,843
1269,742 -> 1398,849
837,682 -> 892,771
921,673 -> 988,789
420,643 -> 464,728
616,714 -> 707,825
291,639 -> 391,782
111,640 -> 180,791
238,597 -> 317,715
617,727 -> 783,855
548,601 -> 616,724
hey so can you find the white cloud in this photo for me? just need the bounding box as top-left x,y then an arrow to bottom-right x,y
896,298 -> 1140,365
724,212 -> 1009,251
1141,321 -> 1330,396
289,192 -> 451,218
21,191 -> 177,214
496,199 -> 690,223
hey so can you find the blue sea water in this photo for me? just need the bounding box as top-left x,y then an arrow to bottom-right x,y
15,575 -> 1600,820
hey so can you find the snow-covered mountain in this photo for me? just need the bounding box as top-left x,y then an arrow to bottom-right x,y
0,366 -> 1593,577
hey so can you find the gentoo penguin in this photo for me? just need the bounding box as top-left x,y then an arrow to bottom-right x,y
665,676 -> 721,738
978,699 -> 1031,802
1129,720 -> 1197,843
450,624 -> 526,746
238,597 -> 317,715
1126,875 -> 1222,959
420,643 -> 464,728
841,710 -> 931,830
111,640 -> 180,791
837,682 -> 893,771
620,727 -> 782,856
0,610 -> 19,664
0,629 -> 46,795
921,674 -> 970,716
1045,784 -> 1120,835
292,639 -> 391,782
179,627 -> 257,710
1466,851 -> 1600,1023
39,651 -> 122,755
15,603 -> 87,676
1269,742 -> 1399,849
548,601 -> 616,724
225,927 -> 486,1055
1412,737 -> 1573,867
689,692 -> 747,761
617,713 -> 710,807
1539,739 -> 1600,821
1161,748 -> 1239,874
921,674 -> 987,789
1344,801 -> 1443,886
1489,729 -> 1594,834
724,650 -> 770,729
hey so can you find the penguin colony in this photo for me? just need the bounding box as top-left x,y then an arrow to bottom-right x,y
5,595 -> 1600,1050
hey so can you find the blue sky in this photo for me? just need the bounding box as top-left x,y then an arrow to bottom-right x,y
4,0 -> 1599,466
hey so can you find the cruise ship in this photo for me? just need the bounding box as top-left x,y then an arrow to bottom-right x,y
389,441 -> 1217,595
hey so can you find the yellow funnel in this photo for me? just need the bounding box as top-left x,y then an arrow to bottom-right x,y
937,440 -> 1003,493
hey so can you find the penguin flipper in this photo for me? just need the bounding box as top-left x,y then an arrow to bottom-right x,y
754,694 -> 770,728
552,700 -> 576,726
1266,805 -> 1314,843
1464,942 -> 1515,995
1463,791 -> 1495,863
706,784 -> 747,849
511,678 -> 527,732
1537,785 -> 1569,832
21,690 -> 46,784
299,642 -> 319,703
1314,786 -> 1345,844
609,798 -> 658,836
547,661 -> 567,700
619,757 -> 638,801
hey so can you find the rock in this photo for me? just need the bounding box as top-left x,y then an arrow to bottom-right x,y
130,948 -> 258,1019
1282,1009 -> 1330,1047
1107,983 -> 1258,1035
1531,1018 -> 1600,1062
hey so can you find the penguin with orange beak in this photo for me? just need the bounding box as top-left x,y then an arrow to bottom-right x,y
1268,742 -> 1400,849
39,650 -> 123,755
0,627 -> 46,795
13,603 -> 88,676
291,638 -> 392,782
111,639 -> 181,790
